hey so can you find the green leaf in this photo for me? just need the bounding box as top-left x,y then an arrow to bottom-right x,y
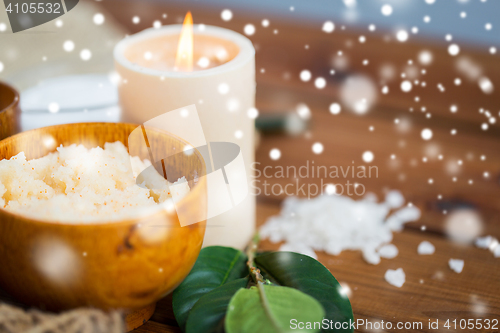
225,285 -> 325,333
173,246 -> 248,330
255,252 -> 354,332
186,278 -> 249,333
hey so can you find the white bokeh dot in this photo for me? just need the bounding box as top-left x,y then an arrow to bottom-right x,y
296,104 -> 311,120
244,24 -> 255,36
247,107 -> 259,119
421,128 -> 433,140
183,145 -> 194,156
485,23 -> 492,30
55,19 -> 63,27
418,50 -> 433,65
0,62 -> 3,73
226,98 -> 240,112
401,80 -> 412,92
63,40 -> 74,52
197,57 -> 210,68
479,77 -> 494,94
218,83 -> 230,95
314,77 -> 326,89
300,70 -> 312,82
153,20 -> 161,29
448,44 -> 460,56
48,102 -> 60,113
312,142 -> 324,154
93,13 -> 105,25
262,19 -> 270,27
270,148 -> 281,160
132,16 -> 140,24
234,130 -> 243,139
325,184 -> 336,195
396,30 -> 409,42
362,151 -> 374,163
329,103 -> 341,115
221,9 -> 233,21
381,4 -> 393,16
80,49 -> 92,61
322,21 -> 335,33
0,23 -> 6,31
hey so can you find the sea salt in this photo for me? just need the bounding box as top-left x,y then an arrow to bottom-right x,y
475,235 -> 497,249
474,235 -> 500,258
259,190 -> 420,264
0,142 -> 189,222
494,246 -> 500,258
417,241 -> 435,255
385,190 -> 405,208
378,244 -> 399,259
385,268 -> 405,287
363,249 -> 381,265
448,259 -> 464,273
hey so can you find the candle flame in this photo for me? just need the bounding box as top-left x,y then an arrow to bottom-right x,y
175,11 -> 193,72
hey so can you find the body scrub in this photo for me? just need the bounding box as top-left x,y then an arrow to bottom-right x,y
0,142 -> 189,223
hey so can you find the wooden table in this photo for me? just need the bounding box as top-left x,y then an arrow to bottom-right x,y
4,1 -> 500,332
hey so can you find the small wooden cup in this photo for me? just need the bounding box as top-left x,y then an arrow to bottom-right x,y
0,123 -> 207,331
0,82 -> 21,140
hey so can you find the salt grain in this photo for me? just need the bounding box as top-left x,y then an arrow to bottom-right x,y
385,206 -> 421,231
475,235 -> 497,249
494,245 -> 500,258
448,259 -> 464,273
0,142 -> 189,222
385,190 -> 405,208
417,241 -> 435,255
475,235 -> 500,258
385,268 -> 405,287
363,249 -> 381,265
378,244 -> 399,259
260,190 -> 420,265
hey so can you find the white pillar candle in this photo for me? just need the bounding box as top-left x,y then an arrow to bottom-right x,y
114,24 -> 255,250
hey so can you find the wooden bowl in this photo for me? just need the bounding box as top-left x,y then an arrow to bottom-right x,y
0,122 -> 207,330
0,82 -> 21,140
